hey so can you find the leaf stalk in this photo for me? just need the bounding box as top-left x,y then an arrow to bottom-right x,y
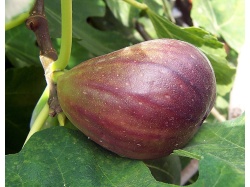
122,0 -> 148,10
5,12 -> 30,31
23,103 -> 49,146
51,0 -> 72,72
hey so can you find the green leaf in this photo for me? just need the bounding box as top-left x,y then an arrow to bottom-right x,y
5,67 -> 46,154
174,114 -> 245,186
143,0 -> 165,15
5,0 -> 35,30
144,155 -> 181,185
5,127 -> 170,187
146,9 -> 236,88
5,113 -> 245,186
5,24 -> 41,68
5,2 -> 245,186
106,0 -> 140,27
191,0 -> 245,53
45,0 -> 136,56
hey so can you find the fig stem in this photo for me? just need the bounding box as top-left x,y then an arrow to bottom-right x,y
51,0 -> 72,72
58,113 -> 66,126
23,103 -> 50,146
122,0 -> 148,10
52,71 -> 66,83
48,0 -> 72,117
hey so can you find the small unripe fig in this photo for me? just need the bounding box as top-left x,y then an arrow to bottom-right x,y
57,39 -> 216,160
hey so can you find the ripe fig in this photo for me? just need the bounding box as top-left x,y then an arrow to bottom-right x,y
57,39 -> 216,160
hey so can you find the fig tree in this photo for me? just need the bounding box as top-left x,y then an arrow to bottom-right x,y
57,39 -> 216,160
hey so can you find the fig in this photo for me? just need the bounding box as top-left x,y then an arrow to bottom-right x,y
57,39 -> 216,160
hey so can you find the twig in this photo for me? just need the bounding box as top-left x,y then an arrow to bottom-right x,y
134,20 -> 152,41
26,0 -> 62,117
180,159 -> 199,185
211,107 -> 226,122
26,0 -> 57,61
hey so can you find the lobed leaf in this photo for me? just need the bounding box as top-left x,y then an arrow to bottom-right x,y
105,0 -> 140,27
191,0 -> 245,53
146,9 -> 236,88
45,0 -> 136,57
5,127 -> 170,187
5,24 -> 41,68
5,1 -> 244,186
6,114 -> 245,186
174,113 -> 245,186
144,155 -> 181,185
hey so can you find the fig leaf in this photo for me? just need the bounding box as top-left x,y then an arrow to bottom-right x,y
146,9 -> 236,88
191,0 -> 245,53
6,114 -> 244,186
5,24 -> 41,68
105,0 -> 140,27
5,126 -> 169,187
174,113 -> 245,186
45,0 -> 136,56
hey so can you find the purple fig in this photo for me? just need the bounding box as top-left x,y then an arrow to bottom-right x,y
57,39 -> 216,160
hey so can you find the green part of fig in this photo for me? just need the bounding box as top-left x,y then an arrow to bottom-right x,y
57,39 -> 216,160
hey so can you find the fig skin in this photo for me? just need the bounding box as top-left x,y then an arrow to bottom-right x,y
57,39 -> 216,160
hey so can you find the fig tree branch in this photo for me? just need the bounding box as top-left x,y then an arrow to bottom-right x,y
134,20 -> 152,41
26,0 -> 60,117
26,0 -> 57,61
25,0 -> 73,117
180,159 -> 199,185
